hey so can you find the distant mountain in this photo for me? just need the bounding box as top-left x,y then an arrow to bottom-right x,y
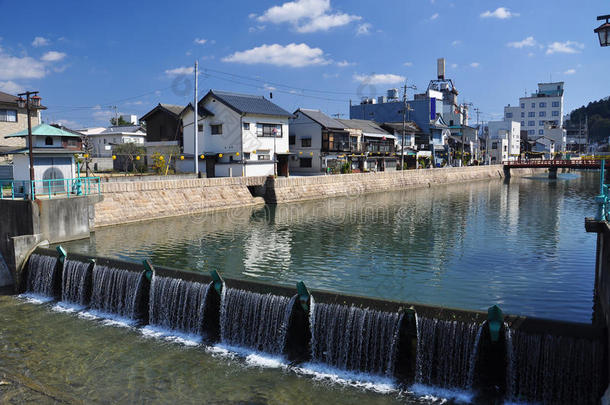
568,97 -> 610,143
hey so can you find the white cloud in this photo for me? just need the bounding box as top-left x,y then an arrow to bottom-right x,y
323,72 -> 339,79
546,41 -> 584,55
264,83 -> 276,91
222,43 -> 329,67
194,38 -> 207,45
430,13 -> 439,20
403,62 -> 413,67
470,62 -> 480,68
480,7 -> 519,19
249,25 -> 266,33
356,23 -> 371,36
451,40 -> 461,46
0,48 -> 46,80
41,51 -> 66,62
255,0 -> 361,33
336,60 -> 354,67
564,68 -> 576,75
353,73 -> 405,85
528,52 -> 535,57
164,66 -> 194,76
507,36 -> 536,48
32,36 -> 50,47
55,119 -> 81,129
451,63 -> 458,69
0,80 -> 23,94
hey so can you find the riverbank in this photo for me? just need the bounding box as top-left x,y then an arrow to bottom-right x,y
93,165 -> 545,228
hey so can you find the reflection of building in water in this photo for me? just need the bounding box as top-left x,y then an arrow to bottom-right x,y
242,227 -> 292,277
499,179 -> 521,235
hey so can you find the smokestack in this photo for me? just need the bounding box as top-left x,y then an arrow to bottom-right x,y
437,58 -> 445,80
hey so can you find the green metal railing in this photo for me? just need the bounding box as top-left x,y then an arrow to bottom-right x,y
596,160 -> 610,221
0,177 -> 101,200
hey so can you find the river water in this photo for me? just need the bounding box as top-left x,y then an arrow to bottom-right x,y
62,171 -> 598,323
1,171 -> 598,403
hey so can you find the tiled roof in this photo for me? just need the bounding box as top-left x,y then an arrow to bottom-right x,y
5,123 -> 82,138
296,109 -> 347,129
101,125 -> 146,134
159,104 -> 184,116
0,91 -> 18,104
336,119 -> 390,135
206,90 -> 292,117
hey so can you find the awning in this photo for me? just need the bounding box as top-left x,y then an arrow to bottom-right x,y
363,132 -> 396,139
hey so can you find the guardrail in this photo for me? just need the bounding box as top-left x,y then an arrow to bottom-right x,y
0,177 -> 101,200
502,159 -> 603,168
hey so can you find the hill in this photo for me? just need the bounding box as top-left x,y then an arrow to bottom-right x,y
568,97 -> 610,143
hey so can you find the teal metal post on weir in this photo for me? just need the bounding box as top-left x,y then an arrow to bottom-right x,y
487,305 -> 503,343
210,270 -> 224,295
142,259 -> 154,281
596,159 -> 609,221
56,245 -> 67,264
296,281 -> 311,312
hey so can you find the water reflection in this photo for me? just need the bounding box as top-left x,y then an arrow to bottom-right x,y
61,172 -> 599,322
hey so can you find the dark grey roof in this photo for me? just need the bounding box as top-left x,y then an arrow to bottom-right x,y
295,109 -> 347,129
336,119 -> 390,135
204,90 -> 292,117
0,91 -> 18,105
381,121 -> 423,134
140,103 -> 185,122
101,125 -> 146,134
160,103 -> 184,115
185,102 -> 215,117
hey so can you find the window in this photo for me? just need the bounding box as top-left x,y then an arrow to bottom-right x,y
503,145 -> 507,152
528,130 -> 535,135
539,121 -> 545,126
256,123 -> 282,137
539,130 -> 544,135
258,154 -> 271,160
243,152 -> 251,160
45,136 -> 53,145
0,109 -> 17,122
539,111 -> 546,117
211,124 -> 222,135
243,122 -> 250,130
552,110 -> 559,116
528,121 -> 535,126
520,103 -> 525,108
301,137 -> 312,147
531,102 -> 535,108
505,113 -> 512,119
299,157 -> 312,168
539,102 -> 546,108
521,121 -> 525,126
520,112 -> 525,118
449,119 -> 454,125
528,112 -> 535,117
492,142 -> 498,149
198,124 -> 203,132
289,135 -> 295,145
552,101 -> 560,107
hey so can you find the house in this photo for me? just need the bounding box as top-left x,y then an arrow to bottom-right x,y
78,125 -> 146,157
2,123 -> 81,195
181,90 -> 292,177
0,91 -> 43,151
488,120 -> 521,163
336,119 -> 396,171
140,103 -> 185,149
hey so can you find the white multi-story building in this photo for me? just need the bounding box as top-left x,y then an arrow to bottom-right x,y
488,120 -> 521,162
77,125 -> 146,157
504,82 -> 566,152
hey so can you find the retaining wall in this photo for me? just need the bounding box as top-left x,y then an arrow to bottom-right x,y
264,165 -> 545,204
94,176 -> 267,228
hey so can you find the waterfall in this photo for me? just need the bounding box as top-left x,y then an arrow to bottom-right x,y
148,275 -> 210,336
507,329 -> 605,404
310,303 -> 403,376
89,265 -> 145,320
415,316 -> 480,389
220,288 -> 292,355
25,254 -> 59,297
61,259 -> 91,306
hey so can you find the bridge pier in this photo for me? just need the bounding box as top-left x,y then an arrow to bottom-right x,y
548,167 -> 558,179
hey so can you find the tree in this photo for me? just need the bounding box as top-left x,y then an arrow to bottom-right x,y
110,116 -> 133,126
113,143 -> 146,173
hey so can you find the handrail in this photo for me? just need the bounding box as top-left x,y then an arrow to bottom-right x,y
0,177 -> 101,200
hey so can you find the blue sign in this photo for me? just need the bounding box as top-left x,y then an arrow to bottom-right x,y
430,97 -> 436,121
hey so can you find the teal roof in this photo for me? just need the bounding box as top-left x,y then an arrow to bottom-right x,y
4,123 -> 82,138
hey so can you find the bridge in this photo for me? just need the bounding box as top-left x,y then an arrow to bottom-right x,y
503,159 -> 607,179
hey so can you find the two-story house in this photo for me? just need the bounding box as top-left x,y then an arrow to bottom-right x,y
0,91 -> 42,152
181,90 -> 292,177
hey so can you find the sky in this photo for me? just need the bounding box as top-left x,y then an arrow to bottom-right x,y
0,0 -> 608,128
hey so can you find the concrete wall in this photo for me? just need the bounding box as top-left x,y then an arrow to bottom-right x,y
264,165 -> 543,204
94,176 -> 267,227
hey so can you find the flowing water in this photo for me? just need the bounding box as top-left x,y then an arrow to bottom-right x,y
148,275 -> 209,336
24,253 -> 58,298
60,172 -> 599,322
89,265 -> 145,320
220,288 -> 293,355
310,302 -> 403,376
61,259 -> 91,306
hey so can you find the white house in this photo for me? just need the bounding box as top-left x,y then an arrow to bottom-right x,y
181,90 -> 292,177
78,125 -> 146,157
2,124 -> 81,195
488,120 -> 521,163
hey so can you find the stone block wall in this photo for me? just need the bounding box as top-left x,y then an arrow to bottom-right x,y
94,176 -> 267,228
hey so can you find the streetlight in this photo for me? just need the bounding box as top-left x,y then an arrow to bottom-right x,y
595,15 -> 610,47
17,91 -> 45,199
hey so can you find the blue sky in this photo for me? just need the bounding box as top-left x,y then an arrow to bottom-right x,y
1,0 -> 608,128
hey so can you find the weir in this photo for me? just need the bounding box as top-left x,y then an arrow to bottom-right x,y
15,247 -> 609,404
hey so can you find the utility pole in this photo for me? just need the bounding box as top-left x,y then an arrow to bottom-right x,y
474,107 -> 481,162
17,91 -> 44,199
399,83 -> 416,170
194,60 -> 199,175
109,105 -> 118,125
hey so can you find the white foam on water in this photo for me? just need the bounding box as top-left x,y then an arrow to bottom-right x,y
207,343 -> 287,369
17,293 -> 54,304
51,302 -> 86,313
295,362 -> 397,394
78,309 -> 137,328
140,325 -> 201,346
409,383 -> 473,404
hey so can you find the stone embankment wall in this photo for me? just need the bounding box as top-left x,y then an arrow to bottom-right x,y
265,165 -> 544,204
94,176 -> 267,228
